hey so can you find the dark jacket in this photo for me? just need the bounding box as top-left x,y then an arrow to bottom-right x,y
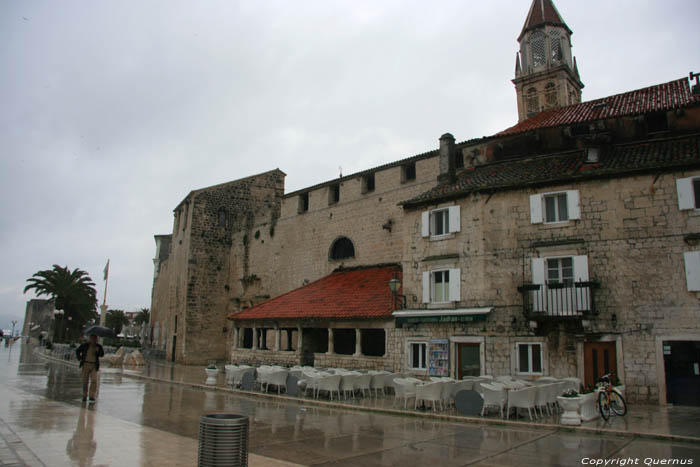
76,342 -> 105,371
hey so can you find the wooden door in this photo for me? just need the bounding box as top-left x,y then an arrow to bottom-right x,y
584,341 -> 617,389
457,343 -> 480,379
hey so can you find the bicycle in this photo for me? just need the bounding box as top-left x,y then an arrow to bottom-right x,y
596,373 -> 627,420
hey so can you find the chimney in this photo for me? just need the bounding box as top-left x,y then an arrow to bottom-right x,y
438,133 -> 456,182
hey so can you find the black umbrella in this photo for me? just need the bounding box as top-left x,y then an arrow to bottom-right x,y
83,325 -> 115,337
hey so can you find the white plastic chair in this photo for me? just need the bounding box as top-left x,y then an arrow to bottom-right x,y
495,376 -> 515,383
266,370 -> 289,394
339,375 -> 357,399
535,376 -> 559,384
415,382 -> 443,411
480,383 -> 506,417
355,374 -> 372,397
534,383 -> 552,416
393,378 -> 416,409
506,386 -> 537,420
370,374 -> 387,397
562,377 -> 582,393
224,365 -> 237,384
316,375 -> 341,400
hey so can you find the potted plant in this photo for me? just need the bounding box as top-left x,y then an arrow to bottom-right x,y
557,389 -> 583,425
578,387 -> 599,422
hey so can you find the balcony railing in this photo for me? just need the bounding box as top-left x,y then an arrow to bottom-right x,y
517,281 -> 599,319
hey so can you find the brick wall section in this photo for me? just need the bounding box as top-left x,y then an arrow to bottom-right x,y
402,169 -> 700,403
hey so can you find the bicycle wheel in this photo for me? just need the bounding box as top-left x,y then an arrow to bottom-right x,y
610,390 -> 627,416
598,391 -> 610,420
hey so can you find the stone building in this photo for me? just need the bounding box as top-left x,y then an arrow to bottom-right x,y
21,299 -> 54,339
149,0 -> 700,404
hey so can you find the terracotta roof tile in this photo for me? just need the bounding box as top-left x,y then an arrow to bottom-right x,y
402,135 -> 700,207
500,78 -> 699,137
229,265 -> 401,321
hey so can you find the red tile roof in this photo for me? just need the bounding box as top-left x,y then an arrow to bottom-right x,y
519,0 -> 571,40
229,265 -> 401,321
499,78 -> 700,137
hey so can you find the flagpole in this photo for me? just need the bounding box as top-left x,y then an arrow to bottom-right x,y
99,260 -> 109,327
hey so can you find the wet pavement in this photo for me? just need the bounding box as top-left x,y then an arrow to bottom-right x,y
1,340 -> 699,466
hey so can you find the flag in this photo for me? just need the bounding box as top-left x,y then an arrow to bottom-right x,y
103,259 -> 110,281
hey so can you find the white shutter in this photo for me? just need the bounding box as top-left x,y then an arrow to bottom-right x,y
422,271 -> 431,303
567,190 -> 581,220
684,252 -> 700,291
448,268 -> 461,302
573,255 -> 590,312
421,211 -> 430,237
677,177 -> 696,211
531,258 -> 545,312
530,194 -> 543,224
573,255 -> 589,281
448,206 -> 461,233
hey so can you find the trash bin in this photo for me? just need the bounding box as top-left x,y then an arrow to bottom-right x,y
198,414 -> 249,467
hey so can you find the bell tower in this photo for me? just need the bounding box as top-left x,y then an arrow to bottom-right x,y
512,0 -> 584,122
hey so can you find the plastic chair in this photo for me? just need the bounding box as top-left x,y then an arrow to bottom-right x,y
370,374 -> 386,397
266,370 -> 289,394
415,382 -> 443,411
316,375 -> 341,400
480,383 -> 506,417
506,386 -> 537,420
340,375 -> 357,399
355,374 -> 372,397
393,378 -> 416,409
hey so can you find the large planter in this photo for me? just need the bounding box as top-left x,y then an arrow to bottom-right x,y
579,392 -> 599,422
205,368 -> 219,385
557,396 -> 582,425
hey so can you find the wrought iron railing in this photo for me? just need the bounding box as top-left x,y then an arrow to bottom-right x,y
517,281 -> 599,318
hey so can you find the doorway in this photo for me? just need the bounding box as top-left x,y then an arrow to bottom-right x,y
457,343 -> 481,379
584,341 -> 617,389
663,341 -> 700,406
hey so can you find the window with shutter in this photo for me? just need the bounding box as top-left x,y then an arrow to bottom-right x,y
684,252 -> 700,292
677,177 -> 700,211
421,206 -> 460,237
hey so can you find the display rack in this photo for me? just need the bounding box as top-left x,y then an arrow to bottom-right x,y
428,339 -> 449,377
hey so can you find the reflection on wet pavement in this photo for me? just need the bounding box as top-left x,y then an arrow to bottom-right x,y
1,340 -> 699,466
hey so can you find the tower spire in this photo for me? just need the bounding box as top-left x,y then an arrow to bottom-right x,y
512,0 -> 584,122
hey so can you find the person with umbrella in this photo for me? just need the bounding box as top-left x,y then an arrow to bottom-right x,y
75,332 -> 105,402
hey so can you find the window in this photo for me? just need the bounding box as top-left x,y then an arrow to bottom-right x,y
531,31 -> 546,68
526,87 -> 539,116
408,342 -> 427,370
550,30 -> 561,61
545,82 -> 557,108
530,191 -> 580,224
676,177 -> 700,210
330,237 -> 355,260
402,162 -> 416,182
421,206 -> 460,237
298,193 -> 309,213
454,152 -> 464,169
362,173 -> 375,193
545,192 -> 568,222
329,183 -> 340,205
517,343 -> 543,375
433,209 -> 449,236
422,268 -> 461,304
684,252 -> 700,291
217,208 -> 228,228
547,257 -> 574,284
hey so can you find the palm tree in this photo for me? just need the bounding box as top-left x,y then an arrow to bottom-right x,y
24,265 -> 98,342
133,308 -> 150,326
106,309 -> 131,336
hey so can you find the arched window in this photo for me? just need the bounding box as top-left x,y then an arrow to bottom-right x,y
545,82 -> 557,107
217,208 -> 228,228
330,237 -> 355,260
526,87 -> 539,116
531,31 -> 546,68
550,30 -> 561,61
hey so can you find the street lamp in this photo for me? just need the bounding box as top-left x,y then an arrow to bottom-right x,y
388,276 -> 406,310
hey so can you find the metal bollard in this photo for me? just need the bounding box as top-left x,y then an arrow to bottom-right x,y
198,414 -> 249,467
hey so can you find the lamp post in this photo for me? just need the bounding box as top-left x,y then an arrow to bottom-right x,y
388,277 -> 405,310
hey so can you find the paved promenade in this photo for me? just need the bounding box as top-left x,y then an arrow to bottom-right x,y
1,340 -> 699,466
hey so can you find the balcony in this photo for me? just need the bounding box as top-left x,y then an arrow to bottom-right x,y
517,281 -> 599,320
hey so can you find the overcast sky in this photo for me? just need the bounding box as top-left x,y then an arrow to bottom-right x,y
1,0 -> 698,333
